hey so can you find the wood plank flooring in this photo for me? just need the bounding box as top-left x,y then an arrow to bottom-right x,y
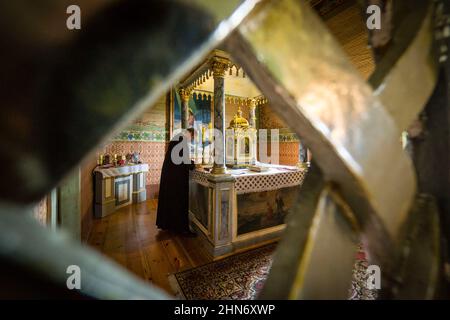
87,199 -> 211,295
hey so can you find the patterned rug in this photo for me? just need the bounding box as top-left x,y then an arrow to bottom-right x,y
170,244 -> 377,300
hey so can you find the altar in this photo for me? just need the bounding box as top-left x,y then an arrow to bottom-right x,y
189,163 -> 307,257
177,49 -> 308,257
94,163 -> 148,218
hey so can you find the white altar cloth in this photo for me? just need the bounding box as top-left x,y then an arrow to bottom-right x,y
191,163 -> 307,194
94,163 -> 149,179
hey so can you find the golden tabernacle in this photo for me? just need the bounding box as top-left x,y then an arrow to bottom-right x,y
226,105 -> 257,168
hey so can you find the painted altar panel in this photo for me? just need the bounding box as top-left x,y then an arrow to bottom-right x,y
237,185 -> 300,235
219,189 -> 230,241
189,181 -> 209,229
173,89 -> 213,133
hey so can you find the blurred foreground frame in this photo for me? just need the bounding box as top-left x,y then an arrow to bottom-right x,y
0,0 -> 448,299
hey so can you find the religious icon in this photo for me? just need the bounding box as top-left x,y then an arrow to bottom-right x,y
244,137 -> 250,154
132,151 -> 141,164
102,154 -> 111,165
126,153 -> 133,163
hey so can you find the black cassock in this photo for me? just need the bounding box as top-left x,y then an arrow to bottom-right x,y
156,135 -> 194,233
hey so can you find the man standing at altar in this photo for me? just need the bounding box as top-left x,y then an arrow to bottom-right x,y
156,128 -> 196,236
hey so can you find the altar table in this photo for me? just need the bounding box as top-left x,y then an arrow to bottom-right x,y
94,163 -> 149,218
189,163 -> 307,257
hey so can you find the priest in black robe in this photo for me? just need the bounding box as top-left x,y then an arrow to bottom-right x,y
156,129 -> 195,235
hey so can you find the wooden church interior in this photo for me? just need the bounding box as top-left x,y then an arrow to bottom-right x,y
1,0 -> 444,300
29,0 -> 381,299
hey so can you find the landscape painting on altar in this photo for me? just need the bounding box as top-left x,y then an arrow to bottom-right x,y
237,186 -> 300,235
189,182 -> 209,229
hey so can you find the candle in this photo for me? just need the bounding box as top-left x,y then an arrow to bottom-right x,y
208,122 -> 213,142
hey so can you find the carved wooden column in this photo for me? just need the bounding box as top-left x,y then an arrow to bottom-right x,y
211,57 -> 229,174
179,88 -> 190,129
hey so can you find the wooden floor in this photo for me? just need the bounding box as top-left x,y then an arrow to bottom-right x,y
87,199 -> 212,295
